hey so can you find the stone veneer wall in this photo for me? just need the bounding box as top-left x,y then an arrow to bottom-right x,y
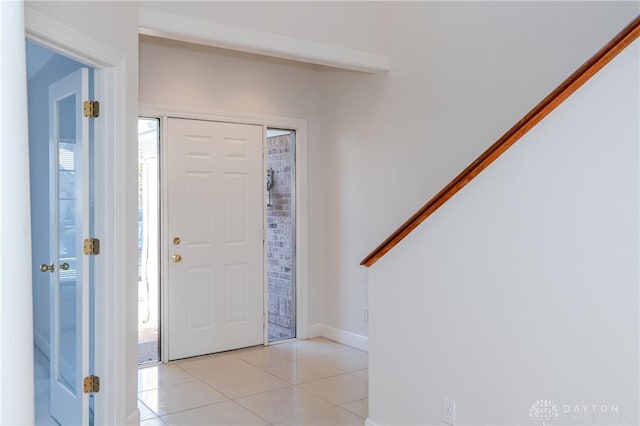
266,133 -> 295,340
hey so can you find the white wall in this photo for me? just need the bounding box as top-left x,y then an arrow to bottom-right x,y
139,36 -> 325,325
139,36 -> 321,120
26,1 -> 139,423
369,36 -> 639,426
0,2 -> 34,423
316,1 -> 639,338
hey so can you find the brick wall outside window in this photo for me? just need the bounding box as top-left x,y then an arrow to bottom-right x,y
266,133 -> 295,341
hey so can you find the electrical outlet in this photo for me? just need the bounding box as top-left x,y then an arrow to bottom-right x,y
362,307 -> 368,321
442,399 -> 455,425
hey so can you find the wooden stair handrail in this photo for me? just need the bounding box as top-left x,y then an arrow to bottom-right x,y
361,15 -> 640,268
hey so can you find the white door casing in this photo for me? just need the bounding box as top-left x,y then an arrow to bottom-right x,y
48,67 -> 90,426
167,118 -> 264,360
25,6 -> 132,425
141,104 -> 310,355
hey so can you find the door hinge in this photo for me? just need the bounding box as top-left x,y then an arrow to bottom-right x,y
83,100 -> 100,118
83,375 -> 100,393
83,238 -> 100,255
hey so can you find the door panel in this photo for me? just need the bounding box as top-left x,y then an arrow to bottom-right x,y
48,68 -> 90,426
167,118 -> 264,360
224,173 -> 249,243
225,264 -> 249,324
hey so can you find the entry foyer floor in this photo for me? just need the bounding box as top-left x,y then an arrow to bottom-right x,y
138,338 -> 368,425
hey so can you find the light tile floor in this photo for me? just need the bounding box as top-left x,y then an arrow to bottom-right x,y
139,338 -> 368,426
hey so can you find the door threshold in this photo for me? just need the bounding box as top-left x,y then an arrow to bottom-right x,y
267,337 -> 297,346
137,360 -> 162,369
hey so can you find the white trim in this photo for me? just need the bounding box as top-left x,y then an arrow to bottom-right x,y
307,323 -> 321,338
308,323 -> 369,352
25,8 -> 122,69
25,7 -> 130,426
126,408 -> 140,426
262,125 -> 269,346
138,8 -> 390,74
158,114 -> 170,364
365,418 -> 384,426
139,103 -> 310,359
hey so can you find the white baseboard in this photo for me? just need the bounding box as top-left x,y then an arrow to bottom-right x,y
34,329 -> 50,358
307,323 -> 368,352
307,323 -> 323,338
365,418 -> 384,426
126,408 -> 140,426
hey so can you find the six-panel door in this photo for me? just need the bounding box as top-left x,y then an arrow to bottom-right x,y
167,118 -> 264,360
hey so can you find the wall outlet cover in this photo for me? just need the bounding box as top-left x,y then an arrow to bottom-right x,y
443,398 -> 455,425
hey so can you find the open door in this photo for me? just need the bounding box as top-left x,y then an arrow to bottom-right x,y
46,67 -> 91,426
166,118 -> 264,360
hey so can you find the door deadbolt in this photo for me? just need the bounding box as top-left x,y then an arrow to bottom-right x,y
173,237 -> 181,245
172,254 -> 183,263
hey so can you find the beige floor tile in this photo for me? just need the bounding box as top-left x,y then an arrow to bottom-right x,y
138,400 -> 157,421
273,407 -> 365,426
233,344 -> 297,367
137,340 -> 367,425
202,364 -> 290,399
349,371 -> 368,388
298,374 -> 368,405
176,354 -> 250,379
138,364 -> 197,391
351,369 -> 368,381
138,381 -> 228,416
140,417 -> 167,426
294,338 -> 348,359
161,400 -> 268,426
312,349 -> 368,372
236,387 -> 333,424
264,358 -> 346,385
341,398 -> 368,419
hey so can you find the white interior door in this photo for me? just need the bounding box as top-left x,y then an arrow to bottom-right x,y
47,68 -> 90,426
167,118 -> 264,360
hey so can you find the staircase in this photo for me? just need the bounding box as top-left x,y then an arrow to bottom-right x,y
363,16 -> 640,426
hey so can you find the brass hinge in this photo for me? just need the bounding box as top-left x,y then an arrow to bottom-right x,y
83,100 -> 100,118
83,238 -> 100,256
83,375 -> 100,393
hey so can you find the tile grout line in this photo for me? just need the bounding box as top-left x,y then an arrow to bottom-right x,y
137,338 -> 368,424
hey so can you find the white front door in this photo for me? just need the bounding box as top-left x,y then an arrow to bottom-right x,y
47,68 -> 90,425
167,118 -> 264,360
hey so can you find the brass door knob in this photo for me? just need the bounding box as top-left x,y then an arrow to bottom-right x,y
172,254 -> 183,263
40,263 -> 54,273
60,262 -> 70,271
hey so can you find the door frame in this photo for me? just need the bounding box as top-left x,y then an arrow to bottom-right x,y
26,8 -> 129,426
139,104 -> 309,362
